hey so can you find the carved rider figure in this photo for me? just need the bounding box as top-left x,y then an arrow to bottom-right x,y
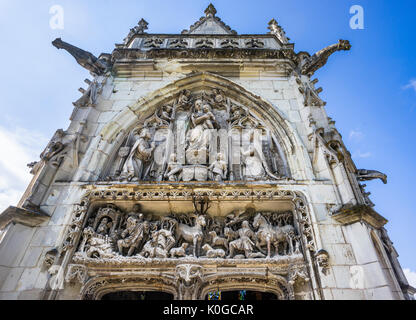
121,128 -> 156,181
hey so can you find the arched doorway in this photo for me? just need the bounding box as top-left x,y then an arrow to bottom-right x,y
102,291 -> 174,300
205,290 -> 279,300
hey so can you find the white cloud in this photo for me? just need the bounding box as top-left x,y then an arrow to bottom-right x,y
352,151 -> 372,159
403,79 -> 416,92
349,129 -> 364,142
0,126 -> 48,212
404,269 -> 416,298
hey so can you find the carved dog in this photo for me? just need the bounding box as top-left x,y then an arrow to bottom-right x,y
208,231 -> 228,250
169,243 -> 189,258
202,244 -> 226,258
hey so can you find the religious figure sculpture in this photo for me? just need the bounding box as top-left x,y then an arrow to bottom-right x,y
185,100 -> 217,164
241,145 -> 279,180
117,217 -> 150,256
164,153 -> 183,181
228,221 -> 259,259
96,217 -> 112,236
208,153 -> 227,181
121,128 -> 156,181
160,105 -> 175,124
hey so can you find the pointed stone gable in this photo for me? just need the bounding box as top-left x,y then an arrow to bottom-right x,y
182,4 -> 237,35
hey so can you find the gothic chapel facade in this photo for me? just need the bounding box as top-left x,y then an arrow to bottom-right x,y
0,5 -> 414,300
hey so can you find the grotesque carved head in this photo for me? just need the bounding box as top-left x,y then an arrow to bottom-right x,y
176,264 -> 202,286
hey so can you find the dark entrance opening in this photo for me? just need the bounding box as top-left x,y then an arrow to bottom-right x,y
206,290 -> 278,300
102,291 -> 173,300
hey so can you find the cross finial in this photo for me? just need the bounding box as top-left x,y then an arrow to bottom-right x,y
137,18 -> 149,33
204,4 -> 217,17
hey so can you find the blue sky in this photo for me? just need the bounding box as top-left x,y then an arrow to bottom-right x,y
0,0 -> 415,285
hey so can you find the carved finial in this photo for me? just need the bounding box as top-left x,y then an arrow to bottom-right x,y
205,3 -> 217,17
137,18 -> 149,33
268,18 -> 289,44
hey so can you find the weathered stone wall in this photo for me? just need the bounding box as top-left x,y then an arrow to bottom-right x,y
0,58 -> 406,300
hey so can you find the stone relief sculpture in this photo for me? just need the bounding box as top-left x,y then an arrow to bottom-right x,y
106,89 -> 288,183
253,213 -> 296,258
174,214 -> 206,257
241,145 -> 279,181
208,153 -> 227,181
73,204 -> 303,262
120,128 -> 156,181
164,153 -> 183,181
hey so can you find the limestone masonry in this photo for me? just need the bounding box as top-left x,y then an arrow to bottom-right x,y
0,4 -> 414,300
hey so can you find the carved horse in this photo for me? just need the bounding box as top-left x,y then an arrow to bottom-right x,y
174,215 -> 206,257
253,213 -> 295,258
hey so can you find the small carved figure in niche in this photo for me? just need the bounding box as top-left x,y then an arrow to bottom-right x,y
117,217 -> 150,256
228,221 -> 260,259
121,128 -> 156,181
96,217 -> 112,236
169,243 -> 189,258
229,105 -> 244,124
293,236 -> 301,255
202,244 -> 226,258
164,153 -> 183,181
177,90 -> 192,109
241,145 -> 279,180
160,105 -> 175,124
208,153 -> 228,182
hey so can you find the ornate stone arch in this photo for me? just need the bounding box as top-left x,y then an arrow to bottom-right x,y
88,72 -> 313,182
81,275 -> 178,300
199,272 -> 291,300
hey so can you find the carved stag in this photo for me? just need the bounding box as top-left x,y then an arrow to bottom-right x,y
174,215 -> 206,257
